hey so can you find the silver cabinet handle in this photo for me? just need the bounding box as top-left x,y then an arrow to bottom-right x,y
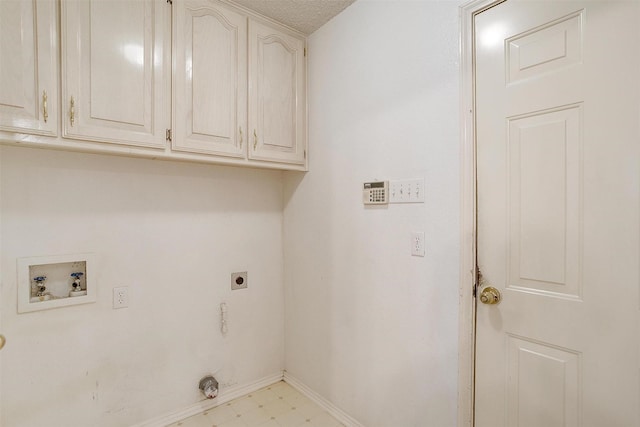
239,127 -> 243,148
253,129 -> 257,149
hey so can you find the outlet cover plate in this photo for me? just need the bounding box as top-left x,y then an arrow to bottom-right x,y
113,286 -> 129,309
411,232 -> 425,257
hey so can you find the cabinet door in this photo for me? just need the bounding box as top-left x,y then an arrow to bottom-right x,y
173,0 -> 247,157
62,0 -> 168,148
248,20 -> 306,165
0,0 -> 57,136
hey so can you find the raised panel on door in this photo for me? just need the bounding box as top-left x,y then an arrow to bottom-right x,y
508,105 -> 582,299
0,0 -> 57,136
249,20 -> 306,165
506,336 -> 580,427
62,0 -> 168,148
173,0 -> 246,157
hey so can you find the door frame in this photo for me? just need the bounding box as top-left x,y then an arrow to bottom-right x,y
457,1 -> 505,426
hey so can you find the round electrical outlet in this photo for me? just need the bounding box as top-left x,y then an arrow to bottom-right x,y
231,272 -> 248,290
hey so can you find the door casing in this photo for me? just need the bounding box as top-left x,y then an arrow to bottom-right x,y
457,1 -> 506,426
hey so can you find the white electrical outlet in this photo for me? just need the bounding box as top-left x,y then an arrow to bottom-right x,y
113,286 -> 129,309
389,178 -> 425,203
411,232 -> 425,257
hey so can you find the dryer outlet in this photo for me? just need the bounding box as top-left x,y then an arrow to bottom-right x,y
231,272 -> 248,290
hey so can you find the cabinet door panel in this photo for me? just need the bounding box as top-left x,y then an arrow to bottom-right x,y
249,20 -> 306,165
90,2 -> 146,126
62,0 -> 168,148
0,0 -> 57,136
173,0 -> 247,157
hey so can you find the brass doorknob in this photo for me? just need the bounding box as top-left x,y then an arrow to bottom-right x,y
479,286 -> 501,305
0,334 -> 6,350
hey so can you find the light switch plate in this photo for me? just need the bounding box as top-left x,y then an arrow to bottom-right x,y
389,178 -> 425,203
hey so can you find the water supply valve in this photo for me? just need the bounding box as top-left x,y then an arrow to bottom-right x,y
199,375 -> 219,399
33,276 -> 47,296
71,272 -> 84,291
69,272 -> 87,297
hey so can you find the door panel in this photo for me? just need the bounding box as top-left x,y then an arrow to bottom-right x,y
506,11 -> 583,85
475,1 -> 640,426
262,41 -> 294,149
506,335 -> 580,427
90,1 -> 146,126
249,20 -> 306,165
173,0 -> 247,157
62,0 -> 168,148
508,105 -> 582,298
0,0 -> 57,136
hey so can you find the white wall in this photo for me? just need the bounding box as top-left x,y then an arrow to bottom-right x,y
283,1 -> 461,426
1,146 -> 284,427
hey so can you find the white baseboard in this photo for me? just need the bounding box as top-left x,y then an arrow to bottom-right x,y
283,371 -> 364,427
133,371 -> 284,427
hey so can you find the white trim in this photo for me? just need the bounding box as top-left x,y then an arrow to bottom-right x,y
0,146 -> 3,422
132,371 -> 284,427
457,1 -> 505,426
283,371 -> 364,427
0,134 -> 308,172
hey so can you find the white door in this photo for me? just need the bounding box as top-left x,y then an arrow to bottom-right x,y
0,0 -> 57,136
248,20 -> 306,165
62,0 -> 169,148
475,1 -> 640,426
173,0 -> 247,157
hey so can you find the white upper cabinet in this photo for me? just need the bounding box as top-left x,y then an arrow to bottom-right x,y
173,0 -> 247,157
248,20 -> 306,165
0,0 -> 58,136
61,0 -> 169,148
0,0 -> 307,170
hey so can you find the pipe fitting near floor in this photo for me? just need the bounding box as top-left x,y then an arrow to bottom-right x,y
199,375 -> 218,399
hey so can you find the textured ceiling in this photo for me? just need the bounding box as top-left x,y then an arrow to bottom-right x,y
231,0 -> 357,35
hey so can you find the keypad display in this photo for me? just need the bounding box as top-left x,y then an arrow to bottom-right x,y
363,181 -> 389,205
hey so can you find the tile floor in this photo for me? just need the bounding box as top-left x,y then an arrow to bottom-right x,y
168,381 -> 344,427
